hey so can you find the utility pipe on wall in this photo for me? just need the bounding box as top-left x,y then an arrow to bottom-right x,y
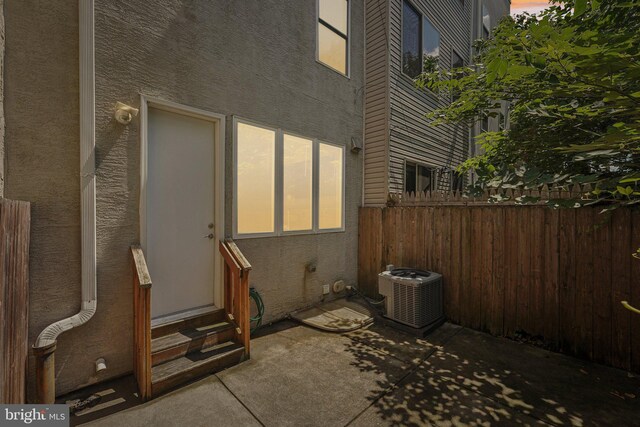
33,0 -> 97,403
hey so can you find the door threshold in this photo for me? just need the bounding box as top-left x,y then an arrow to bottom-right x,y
151,305 -> 220,328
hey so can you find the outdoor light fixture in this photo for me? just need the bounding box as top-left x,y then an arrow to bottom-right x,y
114,102 -> 139,125
350,136 -> 362,153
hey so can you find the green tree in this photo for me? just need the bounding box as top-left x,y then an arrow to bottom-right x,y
417,0 -> 640,209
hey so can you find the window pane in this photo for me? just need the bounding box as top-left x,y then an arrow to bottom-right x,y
482,4 -> 490,38
236,123 -> 275,234
319,143 -> 343,229
452,51 -> 463,69
423,17 -> 440,61
417,165 -> 433,193
319,0 -> 348,35
402,1 -> 421,77
405,162 -> 416,193
283,134 -> 313,231
318,24 -> 347,74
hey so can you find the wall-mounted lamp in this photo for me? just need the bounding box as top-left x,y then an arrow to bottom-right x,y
114,102 -> 139,125
351,136 -> 362,153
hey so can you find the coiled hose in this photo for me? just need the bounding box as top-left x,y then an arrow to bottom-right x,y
250,287 -> 265,335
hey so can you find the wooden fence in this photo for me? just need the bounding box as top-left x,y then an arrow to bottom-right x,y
0,199 -> 31,403
359,199 -> 640,373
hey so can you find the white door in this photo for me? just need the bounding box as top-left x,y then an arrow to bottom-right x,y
146,107 -> 216,318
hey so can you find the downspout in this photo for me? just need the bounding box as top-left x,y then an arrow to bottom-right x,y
33,0 -> 96,404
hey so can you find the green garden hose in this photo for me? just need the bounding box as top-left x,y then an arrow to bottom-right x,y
250,287 -> 265,335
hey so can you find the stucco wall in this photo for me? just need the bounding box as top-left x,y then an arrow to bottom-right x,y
5,0 -> 363,397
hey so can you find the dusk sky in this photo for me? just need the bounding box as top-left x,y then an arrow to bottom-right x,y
511,0 -> 551,16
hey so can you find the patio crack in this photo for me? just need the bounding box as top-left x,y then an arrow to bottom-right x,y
216,373 -> 266,427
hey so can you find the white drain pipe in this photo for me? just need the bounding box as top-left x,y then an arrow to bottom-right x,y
34,0 -> 97,403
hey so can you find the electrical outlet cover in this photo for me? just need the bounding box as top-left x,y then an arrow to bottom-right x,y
322,284 -> 330,295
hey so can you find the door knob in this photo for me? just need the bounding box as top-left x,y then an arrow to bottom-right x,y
203,233 -> 214,239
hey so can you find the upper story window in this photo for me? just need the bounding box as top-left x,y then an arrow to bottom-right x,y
422,17 -> 440,69
402,1 -> 422,77
318,0 -> 349,76
482,4 -> 491,39
234,119 -> 345,238
402,1 -> 441,78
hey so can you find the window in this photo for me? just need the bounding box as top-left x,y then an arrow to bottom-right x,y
498,112 -> 506,131
482,4 -> 490,39
319,143 -> 344,230
402,1 -> 422,77
480,114 -> 489,133
405,162 -> 435,194
234,120 -> 345,237
236,122 -> 276,235
283,134 -> 313,231
318,0 -> 349,75
451,50 -> 464,101
452,50 -> 464,69
402,1 -> 441,78
422,17 -> 440,70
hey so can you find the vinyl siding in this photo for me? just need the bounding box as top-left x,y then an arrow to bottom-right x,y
364,0 -> 390,206
388,0 -> 472,193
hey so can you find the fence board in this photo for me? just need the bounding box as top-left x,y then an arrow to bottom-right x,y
543,209 -> 560,348
0,199 -> 31,404
503,208 -> 519,336
592,212 -> 612,365
611,209 -> 631,370
358,203 -> 639,373
629,209 -> 640,372
574,209 -> 594,359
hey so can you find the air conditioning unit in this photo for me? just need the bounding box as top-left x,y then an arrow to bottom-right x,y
378,267 -> 443,329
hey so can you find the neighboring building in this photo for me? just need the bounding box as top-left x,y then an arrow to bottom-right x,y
363,0 -> 510,205
3,0 -> 363,399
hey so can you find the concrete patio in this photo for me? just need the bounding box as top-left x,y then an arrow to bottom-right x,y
69,320 -> 639,426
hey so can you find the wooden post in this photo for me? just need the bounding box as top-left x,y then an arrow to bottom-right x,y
0,199 -> 31,404
131,246 -> 152,400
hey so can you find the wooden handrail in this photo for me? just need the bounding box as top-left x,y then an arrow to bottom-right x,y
131,245 -> 152,400
225,239 -> 252,273
131,245 -> 152,288
219,240 -> 251,358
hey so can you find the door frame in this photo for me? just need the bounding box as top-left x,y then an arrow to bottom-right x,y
139,95 -> 226,308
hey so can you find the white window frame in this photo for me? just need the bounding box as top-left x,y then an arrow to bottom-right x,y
316,0 -> 351,78
232,117 -> 346,239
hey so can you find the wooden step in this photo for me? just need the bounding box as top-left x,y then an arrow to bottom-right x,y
151,341 -> 245,396
151,321 -> 236,366
151,306 -> 226,339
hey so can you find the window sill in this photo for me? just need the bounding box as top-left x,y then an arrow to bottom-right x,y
316,59 -> 350,80
233,228 -> 346,240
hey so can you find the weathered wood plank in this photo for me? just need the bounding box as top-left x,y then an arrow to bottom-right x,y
459,207 -> 472,326
469,208 -> 483,330
529,207 -> 545,337
503,207 -> 519,336
558,208 -> 577,353
480,207 -> 495,333
592,211 -> 612,365
574,209 -> 594,359
0,200 -> 31,404
543,208 -> 560,348
447,208 -> 462,324
632,209 -> 640,372
610,209 -> 640,369
490,207 -> 505,335
516,207 -> 531,333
